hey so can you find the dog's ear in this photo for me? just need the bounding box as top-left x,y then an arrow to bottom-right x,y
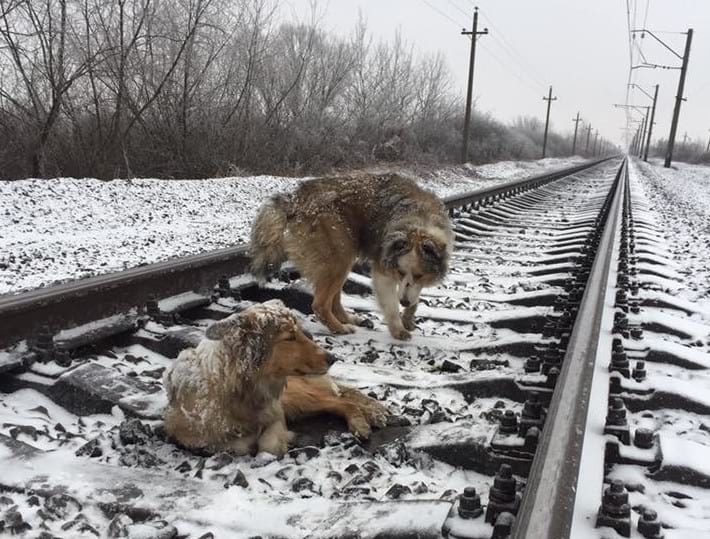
205,313 -> 242,340
420,237 -> 448,276
235,314 -> 281,374
382,231 -> 411,269
209,309 -> 283,375
421,238 -> 444,263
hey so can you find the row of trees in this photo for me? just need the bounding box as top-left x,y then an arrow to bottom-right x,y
0,0 -> 600,180
647,138 -> 710,165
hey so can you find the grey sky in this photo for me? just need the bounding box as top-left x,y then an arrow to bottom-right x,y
285,0 -> 710,148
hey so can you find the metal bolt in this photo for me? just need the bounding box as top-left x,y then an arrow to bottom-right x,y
458,487 -> 483,519
499,410 -> 518,435
632,361 -> 647,382
524,426 -> 540,453
606,398 -> 628,427
522,393 -> 542,419
633,428 -> 654,449
637,508 -> 663,538
603,480 -> 630,514
524,356 -> 541,373
546,367 -> 560,388
492,512 -> 515,539
146,297 -> 160,317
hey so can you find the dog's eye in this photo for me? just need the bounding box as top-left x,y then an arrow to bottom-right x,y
391,239 -> 408,252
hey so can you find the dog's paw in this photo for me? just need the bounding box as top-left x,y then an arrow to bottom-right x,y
366,406 -> 390,429
347,415 -> 372,440
334,323 -> 357,335
390,327 -> 411,340
357,317 -> 374,329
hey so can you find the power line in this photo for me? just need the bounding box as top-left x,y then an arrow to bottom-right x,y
444,0 -> 469,18
478,41 -> 545,96
417,1 -> 546,97
641,0 -> 650,32
418,0 -> 461,27
478,12 -> 548,90
450,0 -> 548,91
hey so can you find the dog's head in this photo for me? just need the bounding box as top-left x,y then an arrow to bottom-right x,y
205,300 -> 336,379
382,225 -> 451,307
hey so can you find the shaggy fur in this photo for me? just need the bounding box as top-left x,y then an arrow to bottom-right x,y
250,173 -> 453,340
163,300 -> 388,456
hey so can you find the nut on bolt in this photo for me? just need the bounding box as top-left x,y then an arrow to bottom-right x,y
485,464 -> 520,524
546,366 -> 560,388
457,486 -> 483,519
637,508 -> 663,539
632,360 -> 647,382
499,410 -> 518,435
596,479 -> 631,537
524,355 -> 541,373
633,428 -> 654,449
492,512 -> 515,539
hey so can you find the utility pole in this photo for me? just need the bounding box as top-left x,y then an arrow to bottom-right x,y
541,86 -> 557,158
571,112 -> 582,155
664,28 -> 693,168
706,130 -> 710,153
461,7 -> 489,163
592,130 -> 599,156
585,124 -> 592,154
682,132 -> 689,145
638,114 -> 648,158
643,84 -> 659,162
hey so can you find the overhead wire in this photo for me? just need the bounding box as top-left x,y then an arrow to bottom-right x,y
478,12 -> 548,90
418,0 -> 461,27
417,0 -> 548,98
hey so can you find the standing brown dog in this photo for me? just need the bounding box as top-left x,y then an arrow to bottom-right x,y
250,174 -> 453,340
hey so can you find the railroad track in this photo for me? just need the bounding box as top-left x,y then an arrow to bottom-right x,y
0,156 -> 708,539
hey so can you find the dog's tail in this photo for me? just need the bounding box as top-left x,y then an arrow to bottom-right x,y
250,194 -> 290,280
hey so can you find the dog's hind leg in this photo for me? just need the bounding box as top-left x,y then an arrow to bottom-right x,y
257,419 -> 289,457
312,269 -> 356,334
332,283 -> 363,326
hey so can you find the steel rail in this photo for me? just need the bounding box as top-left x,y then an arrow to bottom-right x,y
510,158 -> 627,538
442,157 -> 613,209
0,157 -> 617,349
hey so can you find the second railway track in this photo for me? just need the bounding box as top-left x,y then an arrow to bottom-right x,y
1,156 -> 708,538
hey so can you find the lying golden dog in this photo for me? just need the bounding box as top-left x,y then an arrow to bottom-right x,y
163,300 -> 388,456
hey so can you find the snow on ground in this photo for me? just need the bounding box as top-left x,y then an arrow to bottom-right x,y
632,158 -> 710,312
0,156 -> 584,295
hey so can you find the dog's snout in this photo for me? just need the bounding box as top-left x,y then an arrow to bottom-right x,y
326,353 -> 339,366
400,298 -> 411,307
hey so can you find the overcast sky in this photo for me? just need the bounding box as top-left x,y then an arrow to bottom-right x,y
285,0 -> 710,148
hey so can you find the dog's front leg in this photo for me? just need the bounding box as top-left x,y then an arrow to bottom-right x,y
401,303 -> 418,331
372,270 -> 410,340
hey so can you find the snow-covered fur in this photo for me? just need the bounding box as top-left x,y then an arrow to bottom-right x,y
163,300 -> 389,456
163,300 -> 333,455
249,174 -> 453,340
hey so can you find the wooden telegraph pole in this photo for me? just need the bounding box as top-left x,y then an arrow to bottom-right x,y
460,7 -> 488,163
542,86 -> 557,158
